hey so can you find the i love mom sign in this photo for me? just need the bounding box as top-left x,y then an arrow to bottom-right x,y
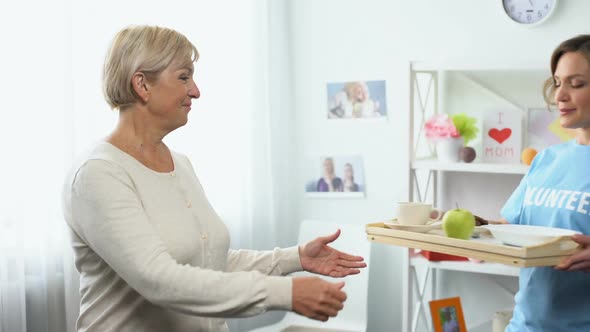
482,111 -> 522,164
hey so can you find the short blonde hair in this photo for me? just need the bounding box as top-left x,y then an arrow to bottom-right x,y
103,25 -> 199,110
543,35 -> 590,106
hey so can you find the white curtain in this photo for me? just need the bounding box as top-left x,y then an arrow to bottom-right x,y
226,1 -> 296,329
0,214 -> 73,332
0,0 -> 78,331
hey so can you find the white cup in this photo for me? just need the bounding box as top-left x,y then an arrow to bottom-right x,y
397,202 -> 443,225
492,308 -> 513,332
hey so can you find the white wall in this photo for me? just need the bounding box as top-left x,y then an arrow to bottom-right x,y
287,1 -> 590,331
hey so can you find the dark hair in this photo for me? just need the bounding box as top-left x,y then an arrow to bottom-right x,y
543,35 -> 590,106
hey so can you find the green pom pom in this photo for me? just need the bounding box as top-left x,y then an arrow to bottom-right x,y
451,113 -> 479,145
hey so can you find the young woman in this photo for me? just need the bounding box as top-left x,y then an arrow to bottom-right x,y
499,35 -> 590,331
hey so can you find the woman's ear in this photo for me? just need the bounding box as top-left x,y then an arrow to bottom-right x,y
132,72 -> 149,103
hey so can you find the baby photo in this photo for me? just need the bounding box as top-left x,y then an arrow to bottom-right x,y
326,80 -> 387,119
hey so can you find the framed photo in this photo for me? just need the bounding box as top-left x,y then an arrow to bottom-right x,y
526,107 -> 575,151
429,297 -> 467,332
326,80 -> 387,120
305,155 -> 365,198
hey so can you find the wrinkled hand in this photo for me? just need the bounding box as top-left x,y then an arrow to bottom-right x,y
555,234 -> 590,273
299,229 -> 366,277
292,277 -> 346,321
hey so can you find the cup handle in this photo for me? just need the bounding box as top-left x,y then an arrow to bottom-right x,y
430,208 -> 444,221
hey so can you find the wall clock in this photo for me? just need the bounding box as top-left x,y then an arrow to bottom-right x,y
502,0 -> 558,26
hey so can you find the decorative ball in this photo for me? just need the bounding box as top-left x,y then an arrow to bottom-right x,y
460,146 -> 476,163
521,147 -> 538,165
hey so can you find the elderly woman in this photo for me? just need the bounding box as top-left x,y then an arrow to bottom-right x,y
62,25 -> 365,332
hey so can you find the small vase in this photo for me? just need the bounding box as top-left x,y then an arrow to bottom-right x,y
436,137 -> 463,163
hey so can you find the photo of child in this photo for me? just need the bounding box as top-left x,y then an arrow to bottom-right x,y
439,306 -> 459,332
327,80 -> 387,119
429,297 -> 467,332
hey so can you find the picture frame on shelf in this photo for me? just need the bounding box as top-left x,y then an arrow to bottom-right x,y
482,110 -> 522,164
406,63 -> 535,332
429,296 -> 467,332
326,80 -> 387,120
305,155 -> 365,198
526,107 -> 575,151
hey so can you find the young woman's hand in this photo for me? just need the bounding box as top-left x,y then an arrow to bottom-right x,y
556,234 -> 590,273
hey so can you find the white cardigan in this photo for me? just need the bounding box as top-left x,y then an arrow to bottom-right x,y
62,142 -> 302,331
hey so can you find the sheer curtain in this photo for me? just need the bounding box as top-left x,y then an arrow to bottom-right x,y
1,1 -> 291,331
0,1 -> 77,331
225,0 -> 296,329
0,209 -> 72,332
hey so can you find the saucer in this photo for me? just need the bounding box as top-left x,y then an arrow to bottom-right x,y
383,218 -> 442,233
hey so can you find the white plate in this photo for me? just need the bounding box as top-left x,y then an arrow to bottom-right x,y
383,219 -> 442,233
481,224 -> 580,247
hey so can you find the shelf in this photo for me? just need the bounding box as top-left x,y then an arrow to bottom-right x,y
410,254 -> 520,277
412,159 -> 529,175
411,61 -> 547,72
405,62 -> 528,332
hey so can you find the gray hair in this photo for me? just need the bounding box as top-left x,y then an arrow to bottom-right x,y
102,25 -> 199,110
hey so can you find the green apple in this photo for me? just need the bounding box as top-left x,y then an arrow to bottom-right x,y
442,208 -> 475,240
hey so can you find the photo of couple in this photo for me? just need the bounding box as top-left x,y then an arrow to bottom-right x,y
306,156 -> 365,196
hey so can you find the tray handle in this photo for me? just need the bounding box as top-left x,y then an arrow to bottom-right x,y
527,235 -> 581,253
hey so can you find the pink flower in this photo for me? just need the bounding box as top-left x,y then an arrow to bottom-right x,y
424,114 -> 460,143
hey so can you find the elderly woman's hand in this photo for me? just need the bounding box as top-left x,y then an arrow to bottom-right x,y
299,229 -> 366,277
292,277 -> 346,321
555,234 -> 590,273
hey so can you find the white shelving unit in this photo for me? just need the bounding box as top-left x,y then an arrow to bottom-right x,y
410,254 -> 520,277
412,159 -> 528,175
403,61 -> 549,332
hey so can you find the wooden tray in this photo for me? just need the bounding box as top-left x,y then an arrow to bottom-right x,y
366,222 -> 581,267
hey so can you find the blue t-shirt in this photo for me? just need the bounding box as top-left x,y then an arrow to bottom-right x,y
501,140 -> 590,331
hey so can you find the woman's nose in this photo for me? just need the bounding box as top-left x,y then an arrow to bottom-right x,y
189,81 -> 200,99
555,86 -> 568,103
